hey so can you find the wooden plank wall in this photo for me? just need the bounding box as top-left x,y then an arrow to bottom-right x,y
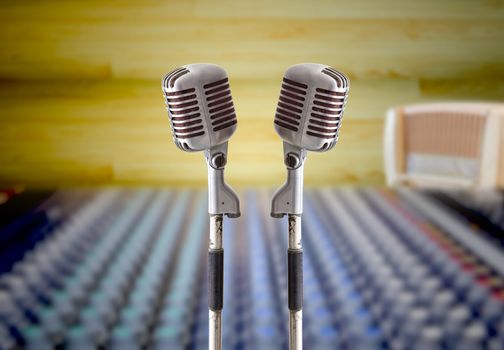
0,0 -> 503,187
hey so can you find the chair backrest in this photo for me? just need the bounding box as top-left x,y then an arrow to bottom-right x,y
384,102 -> 504,189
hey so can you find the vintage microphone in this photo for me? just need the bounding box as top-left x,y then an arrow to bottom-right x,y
161,63 -> 240,350
271,63 -> 350,350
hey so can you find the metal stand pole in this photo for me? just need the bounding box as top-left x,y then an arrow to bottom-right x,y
209,214 -> 224,350
288,215 -> 303,350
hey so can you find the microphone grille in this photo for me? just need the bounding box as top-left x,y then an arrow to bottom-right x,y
163,67 -> 205,144
273,64 -> 349,152
162,63 -> 238,152
203,77 -> 237,133
306,67 -> 348,143
274,77 -> 308,133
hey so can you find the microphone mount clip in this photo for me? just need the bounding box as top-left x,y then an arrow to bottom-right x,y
204,142 -> 240,218
271,141 -> 307,218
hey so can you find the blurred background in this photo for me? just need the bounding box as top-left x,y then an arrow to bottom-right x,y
1,1 -> 504,350
0,0 -> 503,187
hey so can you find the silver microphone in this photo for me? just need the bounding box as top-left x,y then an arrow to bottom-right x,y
162,63 -> 240,350
271,63 -> 350,350
272,63 -> 349,217
162,63 -> 240,217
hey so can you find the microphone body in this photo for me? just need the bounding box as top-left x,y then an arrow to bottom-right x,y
162,63 -> 240,217
162,63 -> 240,350
272,63 -> 349,217
271,63 -> 350,350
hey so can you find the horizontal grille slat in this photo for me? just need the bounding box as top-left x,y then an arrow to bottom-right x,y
309,119 -> 339,127
208,96 -> 233,108
277,107 -> 301,120
278,102 -> 302,114
165,88 -> 196,96
313,100 -> 343,109
310,112 -> 340,122
308,124 -> 338,133
166,94 -> 197,103
168,100 -> 198,109
314,94 -> 344,103
203,77 -> 228,89
212,114 -> 236,127
282,84 -> 307,96
209,102 -> 234,114
306,130 -> 336,139
169,106 -> 200,115
213,119 -> 237,132
275,119 -> 298,132
206,90 -> 230,101
210,107 -> 235,120
283,78 -> 308,89
279,96 -> 304,108
276,114 -> 300,126
171,113 -> 201,122
205,84 -> 230,96
281,90 -> 305,101
173,125 -> 204,134
315,88 -> 345,97
312,106 -> 341,115
172,119 -> 202,127
174,131 -> 205,139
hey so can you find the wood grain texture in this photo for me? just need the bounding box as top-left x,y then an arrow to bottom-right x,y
0,0 -> 503,187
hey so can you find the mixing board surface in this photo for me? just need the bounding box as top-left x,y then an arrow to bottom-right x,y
0,188 -> 503,349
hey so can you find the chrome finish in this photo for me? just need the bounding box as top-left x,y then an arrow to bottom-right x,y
209,215 -> 223,350
205,143 -> 240,217
209,310 -> 222,350
289,310 -> 303,350
271,142 -> 306,217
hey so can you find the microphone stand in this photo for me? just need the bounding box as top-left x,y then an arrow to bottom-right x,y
288,214 -> 303,350
205,142 -> 240,350
272,142 -> 306,350
209,214 -> 223,350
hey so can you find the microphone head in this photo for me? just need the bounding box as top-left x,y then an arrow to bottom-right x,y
274,63 -> 349,152
162,63 -> 237,152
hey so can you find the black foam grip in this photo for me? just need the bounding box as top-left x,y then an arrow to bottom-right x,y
288,249 -> 303,311
208,249 -> 224,311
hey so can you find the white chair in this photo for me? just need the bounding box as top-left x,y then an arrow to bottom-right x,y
384,102 -> 504,189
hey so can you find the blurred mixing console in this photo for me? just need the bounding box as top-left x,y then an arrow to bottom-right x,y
0,188 -> 503,350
